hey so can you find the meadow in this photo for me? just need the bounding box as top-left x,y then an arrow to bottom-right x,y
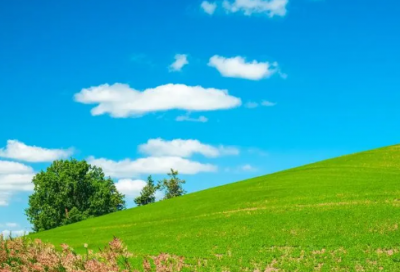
28,145 -> 400,271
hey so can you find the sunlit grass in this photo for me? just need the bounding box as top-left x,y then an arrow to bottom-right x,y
30,145 -> 400,271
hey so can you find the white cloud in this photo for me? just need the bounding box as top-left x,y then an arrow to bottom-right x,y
88,156 -> 217,179
6,223 -> 19,228
0,192 -> 10,206
245,100 -> 276,108
222,0 -> 288,17
0,174 -> 34,191
114,179 -> 165,203
0,140 -> 73,163
139,138 -> 239,158
0,160 -> 35,206
261,100 -> 276,106
74,83 -> 241,118
201,1 -> 217,15
278,70 -> 288,79
169,54 -> 189,72
245,101 -> 259,108
114,179 -> 164,201
176,113 -> 208,123
115,179 -> 147,198
208,55 -> 279,80
0,223 -> 19,228
225,164 -> 258,173
0,160 -> 34,175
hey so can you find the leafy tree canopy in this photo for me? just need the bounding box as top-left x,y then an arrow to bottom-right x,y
134,175 -> 159,206
26,159 -> 125,232
159,169 -> 186,200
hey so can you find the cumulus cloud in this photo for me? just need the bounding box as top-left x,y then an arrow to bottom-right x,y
0,174 -> 35,191
138,138 -> 239,158
115,179 -> 164,201
176,115 -> 208,123
169,54 -> 189,72
201,1 -> 217,14
222,0 -> 288,17
115,179 -> 147,198
74,83 -> 241,118
0,160 -> 35,206
208,55 -> 279,80
87,156 -> 217,179
0,160 -> 34,174
0,140 -> 73,163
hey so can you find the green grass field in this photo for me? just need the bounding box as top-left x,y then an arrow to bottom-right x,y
30,145 -> 400,271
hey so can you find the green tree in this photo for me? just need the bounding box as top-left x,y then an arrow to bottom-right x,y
134,176 -> 159,206
25,159 -> 125,232
159,169 -> 186,200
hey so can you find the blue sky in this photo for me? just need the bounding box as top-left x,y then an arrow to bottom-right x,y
1,0 -> 399,234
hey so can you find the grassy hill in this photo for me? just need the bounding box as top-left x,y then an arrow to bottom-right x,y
30,145 -> 400,271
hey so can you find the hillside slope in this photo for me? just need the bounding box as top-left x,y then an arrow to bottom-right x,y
31,145 -> 400,271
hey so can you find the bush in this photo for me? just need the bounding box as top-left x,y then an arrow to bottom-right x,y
0,235 -> 184,272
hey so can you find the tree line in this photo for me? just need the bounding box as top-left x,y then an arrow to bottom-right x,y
26,159 -> 186,232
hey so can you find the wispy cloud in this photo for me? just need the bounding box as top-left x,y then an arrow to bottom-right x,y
169,54 -> 189,72
244,101 -> 259,109
261,100 -> 276,107
222,0 -> 288,17
0,223 -> 19,228
225,164 -> 258,173
248,148 -> 268,156
201,1 -> 217,15
241,164 -> 257,171
245,100 -> 276,108
176,113 -> 208,123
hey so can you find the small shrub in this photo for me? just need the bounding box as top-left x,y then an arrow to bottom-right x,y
0,234 -> 185,272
